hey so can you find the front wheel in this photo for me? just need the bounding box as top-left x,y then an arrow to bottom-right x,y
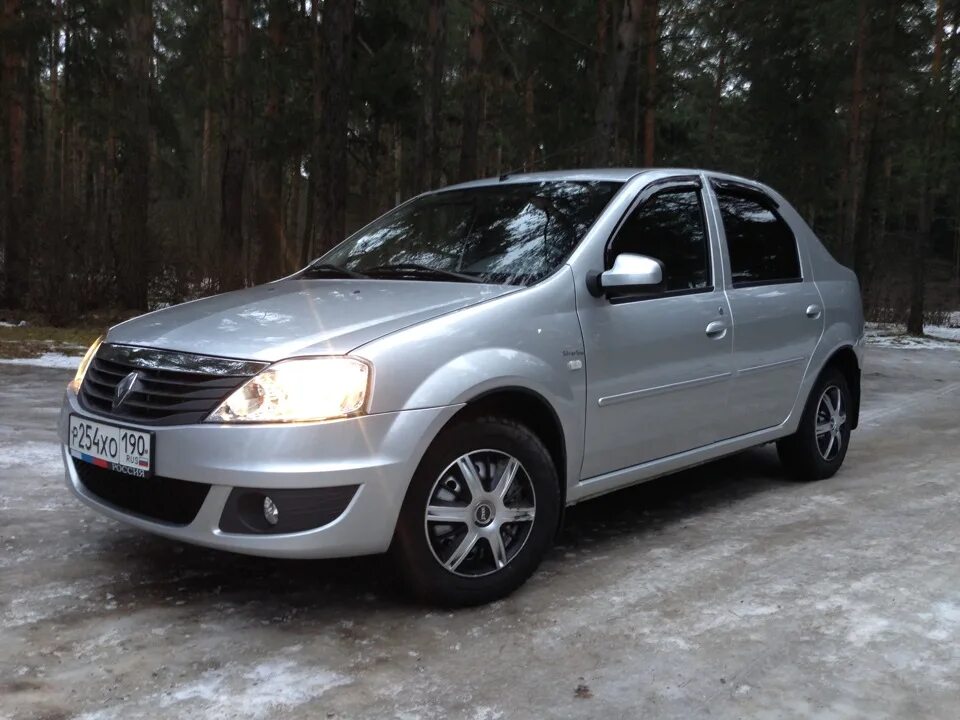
391,416 -> 560,606
777,367 -> 852,481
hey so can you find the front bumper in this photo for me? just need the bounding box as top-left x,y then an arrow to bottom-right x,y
59,389 -> 460,558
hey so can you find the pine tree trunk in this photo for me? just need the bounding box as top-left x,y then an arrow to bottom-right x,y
842,0 -> 868,263
116,0 -> 152,311
312,0 -> 356,255
593,0 -> 644,165
706,26 -> 728,158
300,0 -> 320,267
853,87 -> 883,291
596,0 -> 609,96
416,0 -> 446,190
1,0 -> 28,308
525,72 -> 537,167
907,0 -> 945,335
45,0 -> 61,195
642,0 -> 658,166
458,0 -> 486,182
255,0 -> 286,284
220,0 -> 250,290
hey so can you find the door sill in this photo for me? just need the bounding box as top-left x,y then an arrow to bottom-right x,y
569,423 -> 787,505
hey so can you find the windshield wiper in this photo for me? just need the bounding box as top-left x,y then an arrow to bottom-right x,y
365,263 -> 483,283
301,263 -> 370,279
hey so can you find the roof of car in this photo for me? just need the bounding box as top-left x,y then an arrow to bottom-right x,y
440,168 -> 765,191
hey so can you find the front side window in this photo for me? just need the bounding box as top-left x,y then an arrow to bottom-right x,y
314,181 -> 621,286
715,192 -> 801,286
607,188 -> 711,293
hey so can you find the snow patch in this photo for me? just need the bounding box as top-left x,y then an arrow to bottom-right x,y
75,656 -> 351,720
4,579 -> 97,627
0,440 -> 62,474
865,324 -> 960,350
472,708 -> 505,720
845,614 -> 892,646
0,352 -> 82,369
926,325 -> 960,341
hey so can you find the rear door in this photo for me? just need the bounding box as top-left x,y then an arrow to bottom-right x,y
708,180 -> 824,435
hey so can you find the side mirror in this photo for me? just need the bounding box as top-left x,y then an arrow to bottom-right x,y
586,253 -> 664,298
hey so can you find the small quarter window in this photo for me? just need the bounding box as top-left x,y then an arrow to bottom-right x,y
716,192 -> 801,286
607,188 -> 711,294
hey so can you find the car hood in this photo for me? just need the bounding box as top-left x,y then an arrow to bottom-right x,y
106,279 -> 517,362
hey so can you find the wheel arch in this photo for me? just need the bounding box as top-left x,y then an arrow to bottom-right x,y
821,345 -> 861,429
445,386 -> 568,534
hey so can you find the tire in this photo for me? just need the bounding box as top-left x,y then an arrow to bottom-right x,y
776,366 -> 852,481
391,415 -> 560,607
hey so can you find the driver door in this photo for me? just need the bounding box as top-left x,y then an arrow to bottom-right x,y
577,179 -> 734,479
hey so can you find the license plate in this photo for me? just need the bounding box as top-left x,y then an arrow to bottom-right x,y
69,415 -> 154,478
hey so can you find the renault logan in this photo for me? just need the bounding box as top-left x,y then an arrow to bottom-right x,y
60,169 -> 864,605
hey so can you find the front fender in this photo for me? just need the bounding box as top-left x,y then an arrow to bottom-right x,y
355,268 -> 587,493
404,347 -> 577,409
401,348 -> 584,496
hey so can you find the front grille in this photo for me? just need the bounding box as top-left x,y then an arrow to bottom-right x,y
73,459 -> 211,525
79,344 -> 267,426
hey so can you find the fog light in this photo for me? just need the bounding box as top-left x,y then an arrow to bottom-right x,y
263,496 -> 279,526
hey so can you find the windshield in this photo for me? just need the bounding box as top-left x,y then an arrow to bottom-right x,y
313,181 -> 622,286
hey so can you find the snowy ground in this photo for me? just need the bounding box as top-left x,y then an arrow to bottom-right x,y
865,319 -> 960,350
0,352 -> 84,369
2,347 -> 960,719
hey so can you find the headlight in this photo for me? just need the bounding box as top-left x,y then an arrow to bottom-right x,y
206,357 -> 371,423
69,336 -> 103,392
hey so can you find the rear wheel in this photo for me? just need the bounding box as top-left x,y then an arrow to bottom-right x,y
392,416 -> 559,606
777,367 -> 852,481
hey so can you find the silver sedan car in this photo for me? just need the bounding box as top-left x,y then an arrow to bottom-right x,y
60,169 -> 864,605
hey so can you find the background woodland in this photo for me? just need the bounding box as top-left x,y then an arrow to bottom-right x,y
1,0 -> 959,332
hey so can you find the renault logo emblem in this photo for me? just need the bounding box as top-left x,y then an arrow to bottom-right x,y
113,371 -> 140,410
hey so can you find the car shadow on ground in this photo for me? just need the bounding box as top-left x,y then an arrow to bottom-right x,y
87,445 -> 792,615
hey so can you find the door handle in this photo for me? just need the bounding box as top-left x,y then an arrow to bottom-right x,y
705,321 -> 728,338
806,304 -> 822,319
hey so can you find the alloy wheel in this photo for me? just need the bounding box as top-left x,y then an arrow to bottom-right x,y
424,449 -> 537,577
815,384 -> 846,462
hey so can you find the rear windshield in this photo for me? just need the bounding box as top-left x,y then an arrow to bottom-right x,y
318,181 -> 622,286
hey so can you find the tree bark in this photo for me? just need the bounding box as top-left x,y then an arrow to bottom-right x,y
596,0 -> 609,97
1,0 -> 28,308
117,0 -> 153,310
220,0 -> 250,290
458,0 -> 486,182
706,24 -> 728,159
593,0 -> 643,165
416,0 -> 446,190
312,0 -> 356,256
45,0 -> 61,195
300,0 -> 320,266
525,72 -> 537,167
255,0 -> 287,283
907,0 -> 945,335
642,0 -> 658,166
842,0 -> 868,262
852,86 -> 883,290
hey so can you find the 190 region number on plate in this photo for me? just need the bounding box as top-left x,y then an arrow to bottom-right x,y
69,415 -> 153,478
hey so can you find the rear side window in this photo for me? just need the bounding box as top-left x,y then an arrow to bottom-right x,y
716,192 -> 801,286
607,188 -> 711,293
